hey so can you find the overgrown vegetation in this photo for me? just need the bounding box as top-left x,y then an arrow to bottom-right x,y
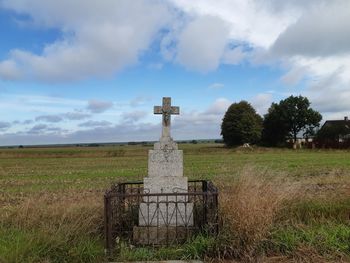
1,144 -> 350,262
115,234 -> 216,261
217,167 -> 299,260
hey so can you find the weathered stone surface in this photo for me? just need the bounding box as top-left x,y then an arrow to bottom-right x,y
139,202 -> 194,226
154,138 -> 178,150
143,176 -> 188,195
133,226 -> 194,245
148,149 -> 183,178
153,97 -> 179,139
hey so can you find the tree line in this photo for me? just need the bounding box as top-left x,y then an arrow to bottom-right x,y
221,95 -> 323,147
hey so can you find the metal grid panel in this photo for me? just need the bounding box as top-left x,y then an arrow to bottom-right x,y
104,180 -> 218,252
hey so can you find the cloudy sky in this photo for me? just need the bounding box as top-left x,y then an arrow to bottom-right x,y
0,0 -> 349,145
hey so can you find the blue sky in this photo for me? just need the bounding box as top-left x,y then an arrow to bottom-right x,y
0,0 -> 349,146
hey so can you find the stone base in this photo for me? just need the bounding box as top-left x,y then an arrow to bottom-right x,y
139,202 -> 194,226
154,137 -> 178,150
133,226 -> 194,245
148,149 -> 183,178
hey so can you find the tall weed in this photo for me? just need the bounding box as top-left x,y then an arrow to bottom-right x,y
218,166 -> 299,261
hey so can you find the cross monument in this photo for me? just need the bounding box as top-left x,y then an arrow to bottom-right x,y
154,97 -> 179,139
135,97 -> 193,242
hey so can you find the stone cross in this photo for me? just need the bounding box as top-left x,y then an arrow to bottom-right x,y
134,96 -> 193,244
154,97 -> 179,139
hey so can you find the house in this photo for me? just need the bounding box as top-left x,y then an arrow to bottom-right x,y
316,116 -> 350,148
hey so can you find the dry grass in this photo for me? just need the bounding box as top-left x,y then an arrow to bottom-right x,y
218,166 -> 300,261
0,191 -> 105,262
2,191 -> 103,232
1,145 -> 350,262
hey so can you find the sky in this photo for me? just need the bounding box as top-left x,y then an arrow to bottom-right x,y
0,0 -> 349,146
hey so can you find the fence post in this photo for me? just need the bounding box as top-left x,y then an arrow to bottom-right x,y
104,193 -> 110,254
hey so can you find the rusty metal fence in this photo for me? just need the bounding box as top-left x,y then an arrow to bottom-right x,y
104,180 -> 218,252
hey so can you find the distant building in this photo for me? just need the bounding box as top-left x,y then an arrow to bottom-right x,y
316,116 -> 350,148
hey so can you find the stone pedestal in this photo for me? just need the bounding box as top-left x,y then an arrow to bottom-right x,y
148,149 -> 183,178
139,202 -> 194,226
138,137 -> 193,228
134,98 -> 193,244
133,226 -> 194,245
143,176 -> 188,197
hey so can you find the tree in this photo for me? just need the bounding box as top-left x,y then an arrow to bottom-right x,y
261,103 -> 289,146
262,95 -> 322,146
221,101 -> 263,147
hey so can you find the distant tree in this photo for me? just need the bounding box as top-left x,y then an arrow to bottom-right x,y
262,95 -> 322,146
261,103 -> 289,146
191,140 -> 198,144
221,101 -> 263,147
141,141 -> 149,146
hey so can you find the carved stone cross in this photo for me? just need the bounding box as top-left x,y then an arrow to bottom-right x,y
154,97 -> 179,138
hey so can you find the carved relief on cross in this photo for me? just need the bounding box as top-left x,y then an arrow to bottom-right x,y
154,97 -> 179,138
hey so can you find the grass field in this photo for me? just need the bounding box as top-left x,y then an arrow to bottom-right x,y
0,144 -> 350,262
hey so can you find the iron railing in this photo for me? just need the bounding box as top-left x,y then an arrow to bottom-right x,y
104,180 -> 218,252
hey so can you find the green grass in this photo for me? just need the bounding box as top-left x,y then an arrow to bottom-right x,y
1,144 -> 350,262
280,198 -> 350,224
116,234 -> 216,261
270,223 -> 350,256
0,227 -> 103,263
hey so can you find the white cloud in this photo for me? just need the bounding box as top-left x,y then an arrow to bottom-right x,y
147,63 -> 163,70
27,124 -> 48,134
208,83 -> 224,90
78,120 -> 112,127
176,15 -> 230,72
170,0 -> 299,49
35,115 -> 63,123
129,96 -> 152,107
222,46 -> 246,65
173,98 -> 231,138
87,99 -> 113,113
63,111 -> 91,120
205,98 -> 231,115
261,0 -> 350,116
0,60 -> 21,80
0,121 -> 11,130
0,122 -> 160,146
1,0 -> 341,81
0,0 -> 172,82
34,111 -> 91,122
304,73 -> 350,114
280,66 -> 307,86
271,1 -> 350,57
0,98 -> 230,145
122,110 -> 148,122
1,0 -> 350,123
0,94 -> 86,114
251,93 -> 273,115
23,120 -> 33,125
